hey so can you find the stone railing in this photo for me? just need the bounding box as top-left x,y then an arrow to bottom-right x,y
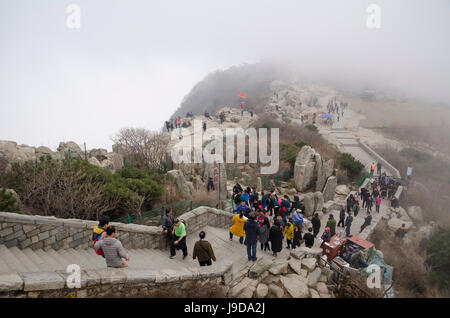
357,139 -> 402,179
0,207 -> 234,252
0,260 -> 233,298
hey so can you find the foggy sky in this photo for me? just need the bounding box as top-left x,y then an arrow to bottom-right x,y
1,0 -> 449,151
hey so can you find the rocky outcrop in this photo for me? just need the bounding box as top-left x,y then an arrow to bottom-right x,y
293,146 -> 317,192
406,206 -> 424,223
322,176 -> 337,202
335,185 -> 350,196
57,141 -> 85,159
294,146 -> 334,193
168,170 -> 193,199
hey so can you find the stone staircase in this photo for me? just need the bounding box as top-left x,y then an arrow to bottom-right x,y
0,225 -> 259,278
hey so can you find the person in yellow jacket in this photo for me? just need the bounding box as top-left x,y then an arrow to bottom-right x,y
283,219 -> 294,249
229,210 -> 247,244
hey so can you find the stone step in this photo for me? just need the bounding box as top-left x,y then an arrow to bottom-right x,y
34,249 -> 61,270
0,256 -> 12,274
57,249 -> 79,268
78,249 -> 105,269
66,248 -> 92,269
0,245 -> 30,273
46,249 -> 70,271
22,248 -> 49,272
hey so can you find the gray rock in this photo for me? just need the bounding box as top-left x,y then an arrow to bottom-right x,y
280,274 -> 310,298
303,192 -> 315,217
406,206 -> 424,223
301,258 -> 317,272
288,259 -> 302,275
268,284 -> 284,298
314,192 -> 324,213
307,267 -> 322,287
255,283 -> 269,298
387,218 -> 413,231
268,261 -> 288,275
335,185 -> 350,196
249,257 -> 274,278
294,146 -> 317,192
231,277 -> 253,297
315,282 -> 329,294
323,176 -> 337,202
310,288 -> 320,298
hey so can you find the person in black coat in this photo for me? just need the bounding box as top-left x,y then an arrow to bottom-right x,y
359,211 -> 372,233
303,227 -> 315,248
269,220 -> 283,257
292,224 -> 302,249
244,215 -> 260,262
338,206 -> 346,227
311,213 -> 321,238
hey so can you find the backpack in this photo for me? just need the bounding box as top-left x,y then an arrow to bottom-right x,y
92,226 -> 105,256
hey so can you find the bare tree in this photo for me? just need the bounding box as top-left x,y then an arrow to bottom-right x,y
112,127 -> 168,171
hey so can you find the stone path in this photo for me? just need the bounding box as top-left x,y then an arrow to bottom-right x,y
0,225 -> 289,279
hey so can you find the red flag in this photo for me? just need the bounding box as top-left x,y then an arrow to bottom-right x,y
237,93 -> 246,99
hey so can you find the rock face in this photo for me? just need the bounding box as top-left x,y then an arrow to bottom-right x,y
323,176 -> 337,202
57,141 -> 84,159
406,206 -> 424,223
387,217 -> 413,231
249,257 -> 273,278
301,258 -> 317,272
302,192 -> 324,217
294,146 -> 334,192
268,284 -> 284,298
168,170 -> 193,199
255,284 -> 269,298
294,146 -> 317,192
280,274 -> 309,298
335,185 -> 350,196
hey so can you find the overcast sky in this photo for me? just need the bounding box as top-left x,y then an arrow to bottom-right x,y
1,0 -> 449,151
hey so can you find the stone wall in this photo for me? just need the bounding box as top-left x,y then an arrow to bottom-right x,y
0,261 -> 233,298
0,207 -> 234,252
357,139 -> 401,179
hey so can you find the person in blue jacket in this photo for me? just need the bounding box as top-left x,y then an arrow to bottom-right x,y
241,190 -> 250,205
233,201 -> 249,214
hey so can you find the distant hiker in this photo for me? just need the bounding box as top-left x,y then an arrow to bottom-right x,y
292,224 -> 302,249
338,206 -> 346,227
353,200 -> 360,217
395,224 -> 408,238
170,218 -> 188,259
345,211 -> 353,237
165,121 -> 170,132
92,215 -> 109,258
162,208 -> 175,246
370,162 -> 376,177
360,211 -> 372,233
366,195 -> 373,212
326,214 -> 337,237
303,228 -> 315,248
94,226 -> 129,268
258,217 -> 271,251
375,196 -> 382,213
244,214 -> 261,261
203,121 -> 207,132
377,162 -> 382,176
207,177 -> 215,192
233,183 -> 243,196
311,213 -> 321,238
229,210 -> 247,244
269,220 -> 283,257
283,219 -> 294,249
192,231 -> 216,266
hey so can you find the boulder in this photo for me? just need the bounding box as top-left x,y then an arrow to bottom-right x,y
89,148 -> 108,160
418,224 -> 435,242
35,146 -> 53,156
280,274 -> 310,298
249,257 -> 273,279
294,146 -> 317,192
57,141 -> 84,159
301,258 -> 317,272
268,284 -> 284,298
310,288 -> 320,298
315,282 -> 329,294
323,176 -> 337,202
303,192 -> 315,217
168,170 -> 192,199
254,283 -> 269,298
406,206 -> 424,223
307,267 -> 322,287
313,192 -> 324,214
322,200 -> 335,213
105,153 -> 124,172
316,159 -> 334,192
268,261 -> 288,275
335,185 -> 350,196
387,217 -> 413,231
88,157 -> 102,167
288,259 -> 302,274
231,277 -> 253,297
0,140 -> 37,164
290,250 -> 307,261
